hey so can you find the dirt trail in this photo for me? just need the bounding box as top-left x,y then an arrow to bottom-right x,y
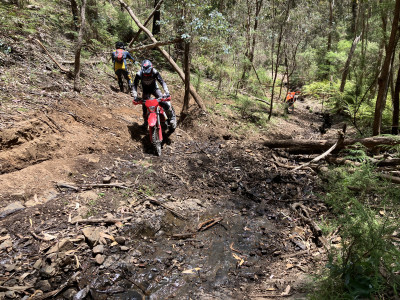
0,76 -> 337,299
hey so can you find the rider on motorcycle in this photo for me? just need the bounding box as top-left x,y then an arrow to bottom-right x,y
132,59 -> 176,129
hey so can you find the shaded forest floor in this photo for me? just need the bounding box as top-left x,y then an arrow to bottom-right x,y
0,39 -> 351,299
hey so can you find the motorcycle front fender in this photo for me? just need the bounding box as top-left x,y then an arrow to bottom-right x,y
148,112 -> 157,127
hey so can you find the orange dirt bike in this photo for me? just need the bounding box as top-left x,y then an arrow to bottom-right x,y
133,96 -> 174,156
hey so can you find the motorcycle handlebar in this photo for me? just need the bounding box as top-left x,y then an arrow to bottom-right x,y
133,96 -> 171,105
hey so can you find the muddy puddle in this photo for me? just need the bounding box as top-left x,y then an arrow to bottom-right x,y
75,205 -> 281,299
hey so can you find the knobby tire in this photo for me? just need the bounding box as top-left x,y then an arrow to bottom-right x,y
151,126 -> 162,156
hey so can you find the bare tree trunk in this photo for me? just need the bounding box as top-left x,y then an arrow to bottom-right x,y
268,25 -> 283,121
239,0 -> 263,88
373,0 -> 400,135
392,52 -> 400,135
268,0 -> 289,120
74,0 -> 87,92
117,0 -> 206,111
70,0 -> 79,30
181,41 -> 190,116
351,0 -> 359,36
152,0 -> 161,35
339,33 -> 362,92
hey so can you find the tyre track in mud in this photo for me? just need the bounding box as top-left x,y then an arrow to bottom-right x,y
0,90 -> 330,299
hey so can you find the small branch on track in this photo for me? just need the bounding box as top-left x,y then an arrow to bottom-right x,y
249,293 -> 294,298
170,232 -> 197,239
29,231 -> 49,241
149,198 -> 188,220
56,182 -> 130,191
280,249 -> 309,259
197,217 -> 223,232
69,217 -> 132,225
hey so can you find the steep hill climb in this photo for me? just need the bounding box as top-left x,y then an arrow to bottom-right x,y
0,39 -> 335,299
4,1 -> 399,299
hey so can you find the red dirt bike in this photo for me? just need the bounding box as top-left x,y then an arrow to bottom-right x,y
133,96 -> 174,156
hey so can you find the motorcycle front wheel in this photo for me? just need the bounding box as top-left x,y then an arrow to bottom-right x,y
151,126 -> 162,156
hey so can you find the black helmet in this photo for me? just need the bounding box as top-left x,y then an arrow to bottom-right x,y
115,41 -> 125,49
142,59 -> 153,75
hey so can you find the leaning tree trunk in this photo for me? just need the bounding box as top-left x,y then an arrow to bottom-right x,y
372,0 -> 400,136
339,33 -> 362,92
181,41 -> 191,116
117,0 -> 206,112
73,0 -> 87,92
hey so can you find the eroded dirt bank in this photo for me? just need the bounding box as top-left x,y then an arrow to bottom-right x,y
0,66 -> 336,299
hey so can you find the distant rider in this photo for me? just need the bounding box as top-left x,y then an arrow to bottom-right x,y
132,59 -> 176,129
111,41 -> 135,94
285,91 -> 297,113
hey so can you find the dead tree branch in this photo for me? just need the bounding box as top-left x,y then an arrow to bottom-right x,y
116,0 -> 206,112
34,39 -> 70,73
129,38 -> 182,52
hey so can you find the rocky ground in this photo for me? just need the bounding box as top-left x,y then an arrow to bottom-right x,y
0,34 -> 346,299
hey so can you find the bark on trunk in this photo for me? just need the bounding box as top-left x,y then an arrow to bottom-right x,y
339,33 -> 362,92
70,0 -> 79,30
152,0 -> 161,35
73,0 -> 87,92
181,41 -> 190,116
117,0 -> 206,112
268,0 -> 289,120
373,0 -> 400,135
392,52 -> 400,134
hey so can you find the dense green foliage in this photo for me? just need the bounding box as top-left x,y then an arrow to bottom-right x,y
311,162 -> 400,299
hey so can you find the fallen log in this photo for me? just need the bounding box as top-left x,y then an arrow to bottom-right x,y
264,136 -> 400,153
292,131 -> 344,171
380,174 -> 400,184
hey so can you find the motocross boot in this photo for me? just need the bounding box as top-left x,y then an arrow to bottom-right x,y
140,107 -> 148,130
118,81 -> 124,92
166,107 -> 176,129
128,81 -> 133,96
